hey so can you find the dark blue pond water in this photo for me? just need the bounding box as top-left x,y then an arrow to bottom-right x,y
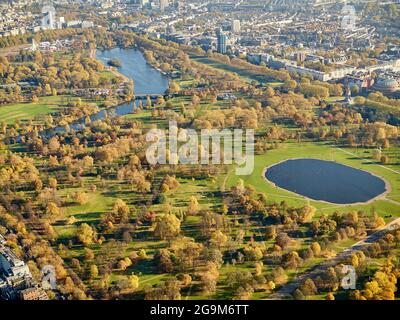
265,158 -> 387,204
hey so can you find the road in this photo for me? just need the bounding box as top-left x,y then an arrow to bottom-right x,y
267,217 -> 400,300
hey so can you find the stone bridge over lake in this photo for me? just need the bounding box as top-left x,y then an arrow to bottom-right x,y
134,94 -> 165,100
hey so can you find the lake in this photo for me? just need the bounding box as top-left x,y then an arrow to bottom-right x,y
96,48 -> 169,95
44,48 -> 169,135
264,158 -> 387,204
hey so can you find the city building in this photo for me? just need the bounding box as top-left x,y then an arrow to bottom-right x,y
0,237 -> 49,300
160,0 -> 169,12
0,247 -> 31,279
295,52 -> 307,63
0,246 -> 33,300
81,21 -> 94,29
217,28 -> 227,54
232,19 -> 241,33
20,286 -> 49,300
373,78 -> 400,95
57,16 -> 65,29
42,8 -> 55,30
345,74 -> 375,93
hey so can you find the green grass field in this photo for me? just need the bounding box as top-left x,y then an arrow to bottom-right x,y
0,95 -> 68,124
191,56 -> 283,86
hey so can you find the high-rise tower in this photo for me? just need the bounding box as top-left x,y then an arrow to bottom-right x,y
217,29 -> 227,54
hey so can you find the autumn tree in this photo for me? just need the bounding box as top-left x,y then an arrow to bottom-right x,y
90,264 -> 99,279
145,278 -> 182,300
171,237 -> 203,271
74,192 -> 89,205
199,262 -> 220,296
187,196 -> 199,215
154,249 -> 174,273
154,213 -> 181,241
299,204 -> 316,223
298,278 -> 318,297
45,202 -> 61,219
266,225 -> 277,240
77,223 -> 96,246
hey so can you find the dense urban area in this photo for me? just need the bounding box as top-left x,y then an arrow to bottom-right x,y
0,0 -> 400,301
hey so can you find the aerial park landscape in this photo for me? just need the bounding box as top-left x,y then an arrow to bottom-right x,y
0,0 -> 399,308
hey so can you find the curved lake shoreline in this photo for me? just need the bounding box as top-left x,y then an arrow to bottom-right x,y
38,48 -> 169,137
96,47 -> 169,95
263,158 -> 390,206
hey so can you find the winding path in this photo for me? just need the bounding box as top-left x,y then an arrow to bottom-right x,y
221,168 -> 233,193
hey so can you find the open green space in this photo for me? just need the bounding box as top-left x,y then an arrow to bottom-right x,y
0,95 -> 69,124
191,56 -> 283,86
224,141 -> 400,219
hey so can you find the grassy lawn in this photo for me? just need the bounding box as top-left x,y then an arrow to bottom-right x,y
0,95 -> 78,124
267,81 -> 284,87
191,56 -> 279,85
162,177 -> 220,212
325,96 -> 344,103
53,189 -> 115,241
99,70 -> 116,81
356,99 -> 400,119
